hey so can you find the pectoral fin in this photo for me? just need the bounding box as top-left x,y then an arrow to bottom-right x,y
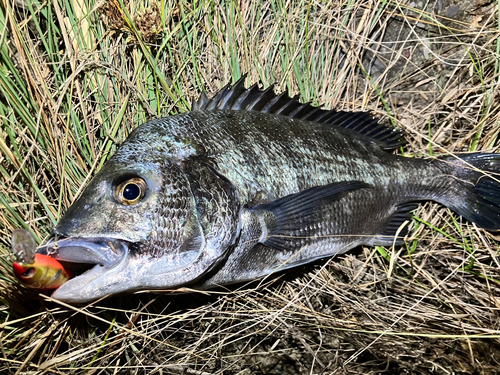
249,181 -> 371,252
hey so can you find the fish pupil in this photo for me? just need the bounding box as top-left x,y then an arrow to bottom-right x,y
123,183 -> 140,200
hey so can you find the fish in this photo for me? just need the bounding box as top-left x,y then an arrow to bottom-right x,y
11,229 -> 72,290
33,75 -> 500,303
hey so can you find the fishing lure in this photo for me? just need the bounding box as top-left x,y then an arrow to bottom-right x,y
11,229 -> 72,290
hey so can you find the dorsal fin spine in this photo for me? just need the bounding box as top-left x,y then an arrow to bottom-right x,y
191,75 -> 407,150
311,110 -> 330,122
216,88 -> 233,109
262,92 -> 288,113
218,76 -> 247,109
207,83 -> 230,110
273,94 -> 300,116
288,103 -> 309,118
246,85 -> 275,111
232,83 -> 259,110
301,107 -> 323,121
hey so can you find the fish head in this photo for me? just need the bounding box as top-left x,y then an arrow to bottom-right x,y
52,158 -> 162,243
40,147 -> 241,303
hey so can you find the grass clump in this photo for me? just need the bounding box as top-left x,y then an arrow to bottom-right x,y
0,0 -> 500,373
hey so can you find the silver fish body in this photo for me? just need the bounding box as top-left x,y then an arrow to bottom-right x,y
37,77 -> 500,303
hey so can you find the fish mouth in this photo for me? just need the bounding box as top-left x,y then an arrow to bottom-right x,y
37,235 -> 208,304
37,237 -> 130,303
38,237 -> 127,267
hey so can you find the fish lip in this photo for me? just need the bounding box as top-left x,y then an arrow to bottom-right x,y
51,241 -> 131,303
37,237 -> 127,268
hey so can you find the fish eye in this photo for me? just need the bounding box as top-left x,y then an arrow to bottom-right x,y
22,267 -> 36,278
114,177 -> 148,205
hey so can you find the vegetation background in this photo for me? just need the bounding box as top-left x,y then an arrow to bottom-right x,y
0,0 -> 500,373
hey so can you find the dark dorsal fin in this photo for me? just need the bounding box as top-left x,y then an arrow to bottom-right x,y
191,74 -> 407,150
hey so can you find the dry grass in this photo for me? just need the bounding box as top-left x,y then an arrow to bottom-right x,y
1,0 -> 500,373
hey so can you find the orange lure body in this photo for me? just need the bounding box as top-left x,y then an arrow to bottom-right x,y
13,253 -> 73,290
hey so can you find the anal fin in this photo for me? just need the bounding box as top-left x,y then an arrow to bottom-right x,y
371,202 -> 419,246
250,181 -> 371,252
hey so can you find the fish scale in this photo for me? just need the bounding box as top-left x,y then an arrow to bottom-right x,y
26,75 -> 500,303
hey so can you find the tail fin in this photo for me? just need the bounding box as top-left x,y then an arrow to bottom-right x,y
439,153 -> 500,231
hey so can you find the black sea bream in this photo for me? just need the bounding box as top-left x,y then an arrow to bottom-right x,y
37,76 -> 500,303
